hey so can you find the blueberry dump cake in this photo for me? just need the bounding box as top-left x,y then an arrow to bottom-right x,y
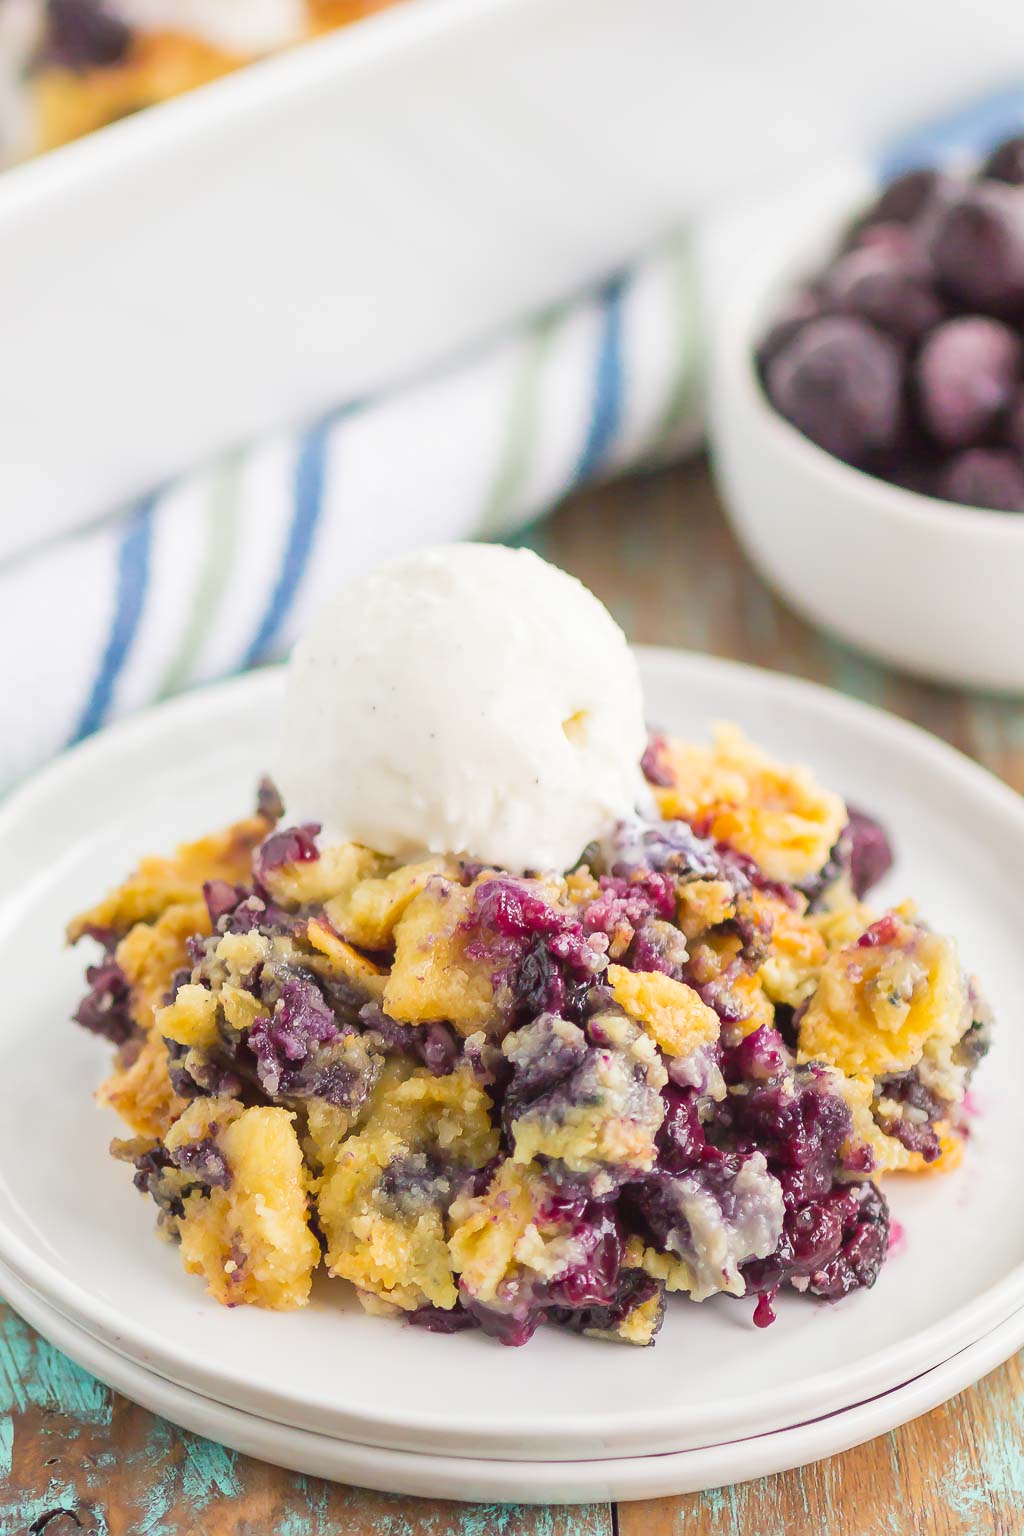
67,547 -> 991,1347
0,0 -> 403,164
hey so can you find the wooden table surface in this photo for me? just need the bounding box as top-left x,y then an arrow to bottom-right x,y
5,458 -> 1023,1536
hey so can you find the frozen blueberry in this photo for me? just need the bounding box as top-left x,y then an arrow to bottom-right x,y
846,168 -> 944,238
827,246 -> 943,342
938,448 -> 1024,511
885,457 -> 939,497
928,184 -> 1024,314
981,134 -> 1024,186
755,288 -> 825,372
765,315 -> 903,465
846,221 -> 929,263
1004,387 -> 1024,453
914,317 -> 1021,448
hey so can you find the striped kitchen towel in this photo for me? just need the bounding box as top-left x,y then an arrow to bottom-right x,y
0,230 -> 702,796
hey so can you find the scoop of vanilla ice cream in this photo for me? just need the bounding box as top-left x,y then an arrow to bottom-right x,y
274,544 -> 649,873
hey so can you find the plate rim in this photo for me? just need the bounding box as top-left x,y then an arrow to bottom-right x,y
1,648 -> 1022,1457
2,1252 -> 1023,1504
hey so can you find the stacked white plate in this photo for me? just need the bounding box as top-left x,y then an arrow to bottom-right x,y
2,651 -> 1022,1504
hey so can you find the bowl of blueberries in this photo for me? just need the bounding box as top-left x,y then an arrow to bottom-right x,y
708,135 -> 1024,692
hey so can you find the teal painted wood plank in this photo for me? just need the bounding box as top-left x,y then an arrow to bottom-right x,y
0,1297 -> 613,1535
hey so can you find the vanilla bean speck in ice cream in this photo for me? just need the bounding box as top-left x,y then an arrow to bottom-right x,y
273,544 -> 650,873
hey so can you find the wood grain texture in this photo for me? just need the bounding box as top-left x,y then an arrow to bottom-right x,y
3,457 -> 1022,1536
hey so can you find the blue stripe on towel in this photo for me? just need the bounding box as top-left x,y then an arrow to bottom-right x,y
71,499 -> 155,744
878,84 -> 1024,180
574,276 -> 626,483
242,418 -> 331,667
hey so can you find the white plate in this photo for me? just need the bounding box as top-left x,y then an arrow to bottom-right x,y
0,652 -> 1021,1461
2,1254 -> 1022,1505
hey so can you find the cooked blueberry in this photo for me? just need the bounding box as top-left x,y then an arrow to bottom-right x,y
360,1006 -> 461,1076
378,1153 -> 457,1218
656,1084 -> 711,1170
131,1144 -> 191,1218
247,975 -> 338,1095
722,1066 -> 854,1209
543,1204 -> 623,1309
806,806 -> 893,907
627,1152 -> 784,1299
806,1182 -> 889,1299
43,0 -> 132,70
786,1198 -> 845,1267
728,1025 -> 789,1083
73,957 -> 135,1047
253,823 -> 321,883
502,1015 -> 590,1120
513,938 -> 566,1018
459,1295 -> 543,1347
873,1070 -> 945,1162
743,1182 -> 885,1298
256,776 -> 284,823
170,1134 -> 232,1190
608,816 -> 723,880
203,879 -> 247,927
956,998 -> 993,1074
640,733 -> 676,788
846,808 -> 894,898
464,878 -> 601,982
550,1269 -> 665,1345
406,1302 -> 478,1334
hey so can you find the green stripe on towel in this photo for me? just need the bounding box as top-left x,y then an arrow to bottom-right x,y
157,456 -> 242,698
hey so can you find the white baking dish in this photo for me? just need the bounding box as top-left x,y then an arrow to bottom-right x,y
3,0 -> 1024,560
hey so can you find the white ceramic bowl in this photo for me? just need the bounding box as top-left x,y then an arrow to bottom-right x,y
707,186 -> 1024,694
